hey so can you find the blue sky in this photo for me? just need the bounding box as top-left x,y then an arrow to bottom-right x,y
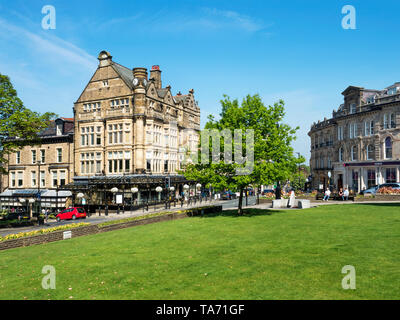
1,0 -> 400,162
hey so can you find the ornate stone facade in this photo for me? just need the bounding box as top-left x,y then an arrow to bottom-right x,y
74,51 -> 200,177
309,83 -> 400,192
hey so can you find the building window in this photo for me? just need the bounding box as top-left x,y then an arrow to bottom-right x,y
385,137 -> 393,159
52,171 -> 58,187
338,126 -> 344,141
364,120 -> 374,136
339,147 -> 344,162
83,102 -> 101,112
31,171 -> 37,187
386,168 -> 396,183
56,123 -> 63,136
110,98 -> 129,109
40,150 -> 46,163
11,172 -> 16,187
17,171 -> 23,187
40,171 -> 45,187
350,103 -> 357,114
390,113 -> 396,129
108,123 -> 123,144
59,171 -> 65,186
32,150 -> 37,164
367,145 -> 374,160
367,170 -> 376,188
349,123 -> 357,139
351,146 -> 357,161
57,148 -> 62,163
16,151 -> 21,164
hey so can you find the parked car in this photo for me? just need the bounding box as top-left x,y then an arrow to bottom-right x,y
262,189 -> 275,195
220,191 -> 237,200
360,183 -> 400,195
56,207 -> 87,222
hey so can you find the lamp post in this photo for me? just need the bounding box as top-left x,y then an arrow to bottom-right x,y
328,171 -> 332,191
111,187 -> 119,214
131,187 -> 138,212
196,183 -> 202,203
28,198 -> 35,220
155,186 -> 162,211
19,198 -> 26,220
183,184 -> 189,206
169,186 -> 175,208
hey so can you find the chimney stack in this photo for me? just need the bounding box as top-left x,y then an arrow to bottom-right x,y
150,65 -> 162,89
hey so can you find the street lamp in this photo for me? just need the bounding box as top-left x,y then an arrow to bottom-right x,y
28,198 -> 35,219
328,171 -> 332,191
183,184 -> 189,206
169,186 -> 175,208
196,183 -> 202,203
131,187 -> 138,212
111,187 -> 119,214
155,186 -> 162,211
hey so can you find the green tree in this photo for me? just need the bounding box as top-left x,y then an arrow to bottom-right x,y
183,94 -> 304,215
0,73 -> 57,173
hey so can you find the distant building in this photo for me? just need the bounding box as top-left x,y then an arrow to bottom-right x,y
309,83 -> 400,192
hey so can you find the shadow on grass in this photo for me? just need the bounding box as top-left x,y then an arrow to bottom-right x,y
203,208 -> 281,218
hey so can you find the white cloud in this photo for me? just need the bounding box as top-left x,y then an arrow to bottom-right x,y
0,18 -> 97,71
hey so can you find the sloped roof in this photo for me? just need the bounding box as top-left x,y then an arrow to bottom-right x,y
111,61 -> 134,89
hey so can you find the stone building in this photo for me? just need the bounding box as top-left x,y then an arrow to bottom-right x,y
0,51 -> 201,212
309,83 -> 400,192
0,118 -> 74,212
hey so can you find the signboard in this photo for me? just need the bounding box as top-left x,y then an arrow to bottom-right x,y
63,231 -> 72,240
116,194 -> 123,204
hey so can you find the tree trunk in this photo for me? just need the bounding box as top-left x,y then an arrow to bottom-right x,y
238,188 -> 244,215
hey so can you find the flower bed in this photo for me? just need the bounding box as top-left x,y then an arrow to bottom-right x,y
377,187 -> 400,195
0,222 -> 90,242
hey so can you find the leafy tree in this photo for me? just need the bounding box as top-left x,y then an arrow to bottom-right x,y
0,73 -> 57,173
183,94 -> 304,215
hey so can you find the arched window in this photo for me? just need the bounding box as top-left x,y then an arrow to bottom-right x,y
367,145 -> 374,160
351,146 -> 357,161
385,137 -> 393,159
339,147 -> 344,162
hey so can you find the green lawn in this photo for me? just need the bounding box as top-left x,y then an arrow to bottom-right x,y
0,204 -> 399,300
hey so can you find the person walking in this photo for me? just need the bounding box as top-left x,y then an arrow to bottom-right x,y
323,189 -> 331,201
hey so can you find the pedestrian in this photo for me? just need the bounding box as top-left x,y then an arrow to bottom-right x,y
343,188 -> 349,201
323,189 -> 331,201
45,209 -> 50,224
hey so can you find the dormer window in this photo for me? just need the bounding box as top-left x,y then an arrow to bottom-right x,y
387,87 -> 398,95
366,96 -> 375,104
350,103 -> 357,114
56,122 -> 63,136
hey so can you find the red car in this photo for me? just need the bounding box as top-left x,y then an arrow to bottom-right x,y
56,207 -> 87,222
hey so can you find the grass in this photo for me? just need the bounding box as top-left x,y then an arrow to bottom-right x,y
0,203 -> 399,300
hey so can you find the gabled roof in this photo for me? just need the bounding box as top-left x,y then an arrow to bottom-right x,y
111,62 -> 134,89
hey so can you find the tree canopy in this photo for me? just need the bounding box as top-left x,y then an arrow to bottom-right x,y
183,94 -> 304,214
0,73 -> 57,172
